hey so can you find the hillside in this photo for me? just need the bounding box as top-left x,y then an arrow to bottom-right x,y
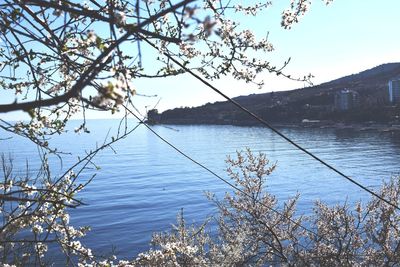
151,63 -> 400,125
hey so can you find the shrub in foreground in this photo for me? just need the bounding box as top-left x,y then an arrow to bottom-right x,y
133,149 -> 400,267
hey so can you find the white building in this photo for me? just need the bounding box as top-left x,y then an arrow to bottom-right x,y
389,79 -> 400,104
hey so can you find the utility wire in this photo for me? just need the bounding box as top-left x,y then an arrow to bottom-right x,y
122,104 -> 323,245
141,37 -> 400,211
124,105 -> 379,259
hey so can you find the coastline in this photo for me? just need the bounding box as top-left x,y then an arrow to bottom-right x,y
153,120 -> 400,133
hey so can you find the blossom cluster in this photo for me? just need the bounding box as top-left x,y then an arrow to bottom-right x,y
282,0 -> 334,29
1,157 -> 92,266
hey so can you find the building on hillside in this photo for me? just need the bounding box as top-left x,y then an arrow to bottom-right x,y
334,89 -> 360,111
388,79 -> 400,104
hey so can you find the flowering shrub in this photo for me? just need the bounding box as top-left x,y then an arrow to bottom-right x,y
127,149 -> 400,266
0,155 -> 92,266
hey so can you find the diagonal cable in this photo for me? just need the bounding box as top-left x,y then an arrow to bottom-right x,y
141,36 -> 400,211
122,103 -> 323,246
123,106 -> 379,258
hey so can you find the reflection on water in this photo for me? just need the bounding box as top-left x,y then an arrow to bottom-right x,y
1,119 -> 400,259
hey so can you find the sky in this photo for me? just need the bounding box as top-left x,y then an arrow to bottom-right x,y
2,0 -> 400,121
129,0 -> 400,118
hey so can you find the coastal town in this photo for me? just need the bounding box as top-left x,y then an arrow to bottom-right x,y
148,63 -> 400,133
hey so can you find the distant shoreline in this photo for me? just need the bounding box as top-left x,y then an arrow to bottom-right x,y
155,120 -> 400,133
149,63 -> 400,130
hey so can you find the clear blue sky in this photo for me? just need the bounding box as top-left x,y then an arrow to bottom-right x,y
2,0 -> 400,120
127,0 -> 400,118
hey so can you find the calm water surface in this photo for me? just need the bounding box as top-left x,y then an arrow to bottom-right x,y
1,119 -> 400,259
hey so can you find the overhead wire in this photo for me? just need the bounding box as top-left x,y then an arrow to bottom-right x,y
123,105 -> 384,259
140,36 -> 400,211
123,104 -> 325,246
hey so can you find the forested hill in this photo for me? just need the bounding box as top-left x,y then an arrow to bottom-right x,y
154,63 -> 400,125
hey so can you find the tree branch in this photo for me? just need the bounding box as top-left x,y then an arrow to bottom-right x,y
0,0 -> 195,113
